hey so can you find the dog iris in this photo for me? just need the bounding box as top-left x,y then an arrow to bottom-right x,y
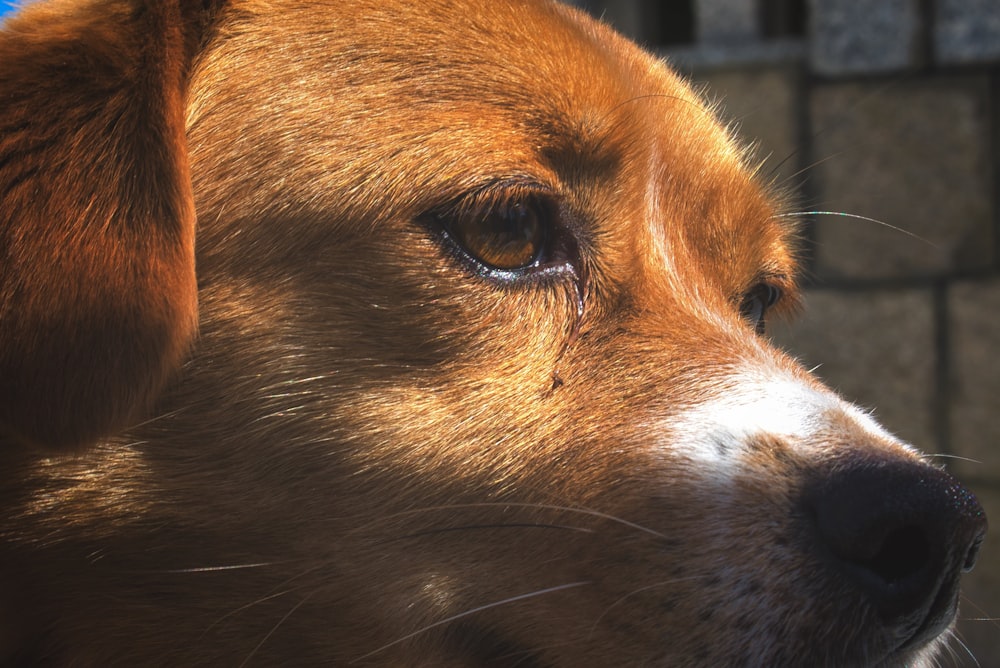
449,197 -> 545,271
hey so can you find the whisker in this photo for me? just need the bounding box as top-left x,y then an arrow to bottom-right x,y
775,211 -> 940,248
587,575 -> 705,640
766,77 -> 904,186
958,593 -> 1000,624
606,92 -> 710,120
152,561 -> 281,574
923,453 -> 983,465
238,590 -> 315,668
770,150 -> 845,188
204,564 -> 327,637
349,581 -> 591,663
946,628 -> 980,668
349,502 -> 666,539
206,588 -> 298,638
379,522 -> 594,544
124,405 -> 188,430
933,631 -> 958,668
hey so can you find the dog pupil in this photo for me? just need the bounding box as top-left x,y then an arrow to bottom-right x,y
470,201 -> 542,270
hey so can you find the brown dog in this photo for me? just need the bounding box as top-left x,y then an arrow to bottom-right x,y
0,1 -> 988,665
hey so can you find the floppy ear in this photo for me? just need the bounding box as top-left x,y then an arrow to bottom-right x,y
0,1 -> 220,450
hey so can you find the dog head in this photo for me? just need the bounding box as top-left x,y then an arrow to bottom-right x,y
0,0 -> 987,665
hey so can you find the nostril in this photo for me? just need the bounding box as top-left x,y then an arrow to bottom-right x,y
809,497 -> 942,622
864,525 -> 929,587
963,533 -> 984,572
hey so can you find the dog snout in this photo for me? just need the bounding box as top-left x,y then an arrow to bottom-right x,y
803,458 -> 987,649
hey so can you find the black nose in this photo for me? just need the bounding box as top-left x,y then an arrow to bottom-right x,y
804,458 -> 987,648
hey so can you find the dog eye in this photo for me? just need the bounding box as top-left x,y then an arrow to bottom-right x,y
446,197 -> 547,271
739,284 -> 781,334
427,184 -> 586,289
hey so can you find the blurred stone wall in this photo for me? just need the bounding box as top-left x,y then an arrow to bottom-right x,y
569,0 -> 999,663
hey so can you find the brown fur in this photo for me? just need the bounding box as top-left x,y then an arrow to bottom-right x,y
0,1 -> 986,666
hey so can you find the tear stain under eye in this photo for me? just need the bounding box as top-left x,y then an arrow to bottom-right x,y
549,263 -> 587,392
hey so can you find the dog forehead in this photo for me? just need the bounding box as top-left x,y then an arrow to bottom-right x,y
197,1 -> 732,181
202,0 -> 696,143
186,2 -> 655,207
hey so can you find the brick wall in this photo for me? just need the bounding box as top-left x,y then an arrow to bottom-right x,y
569,0 -> 1000,663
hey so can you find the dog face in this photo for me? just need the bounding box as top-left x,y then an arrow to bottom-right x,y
0,1 -> 987,666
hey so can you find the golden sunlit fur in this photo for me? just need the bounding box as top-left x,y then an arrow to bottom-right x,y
0,1 -> 986,666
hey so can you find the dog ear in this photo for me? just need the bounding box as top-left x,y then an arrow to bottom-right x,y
0,1 -> 223,451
